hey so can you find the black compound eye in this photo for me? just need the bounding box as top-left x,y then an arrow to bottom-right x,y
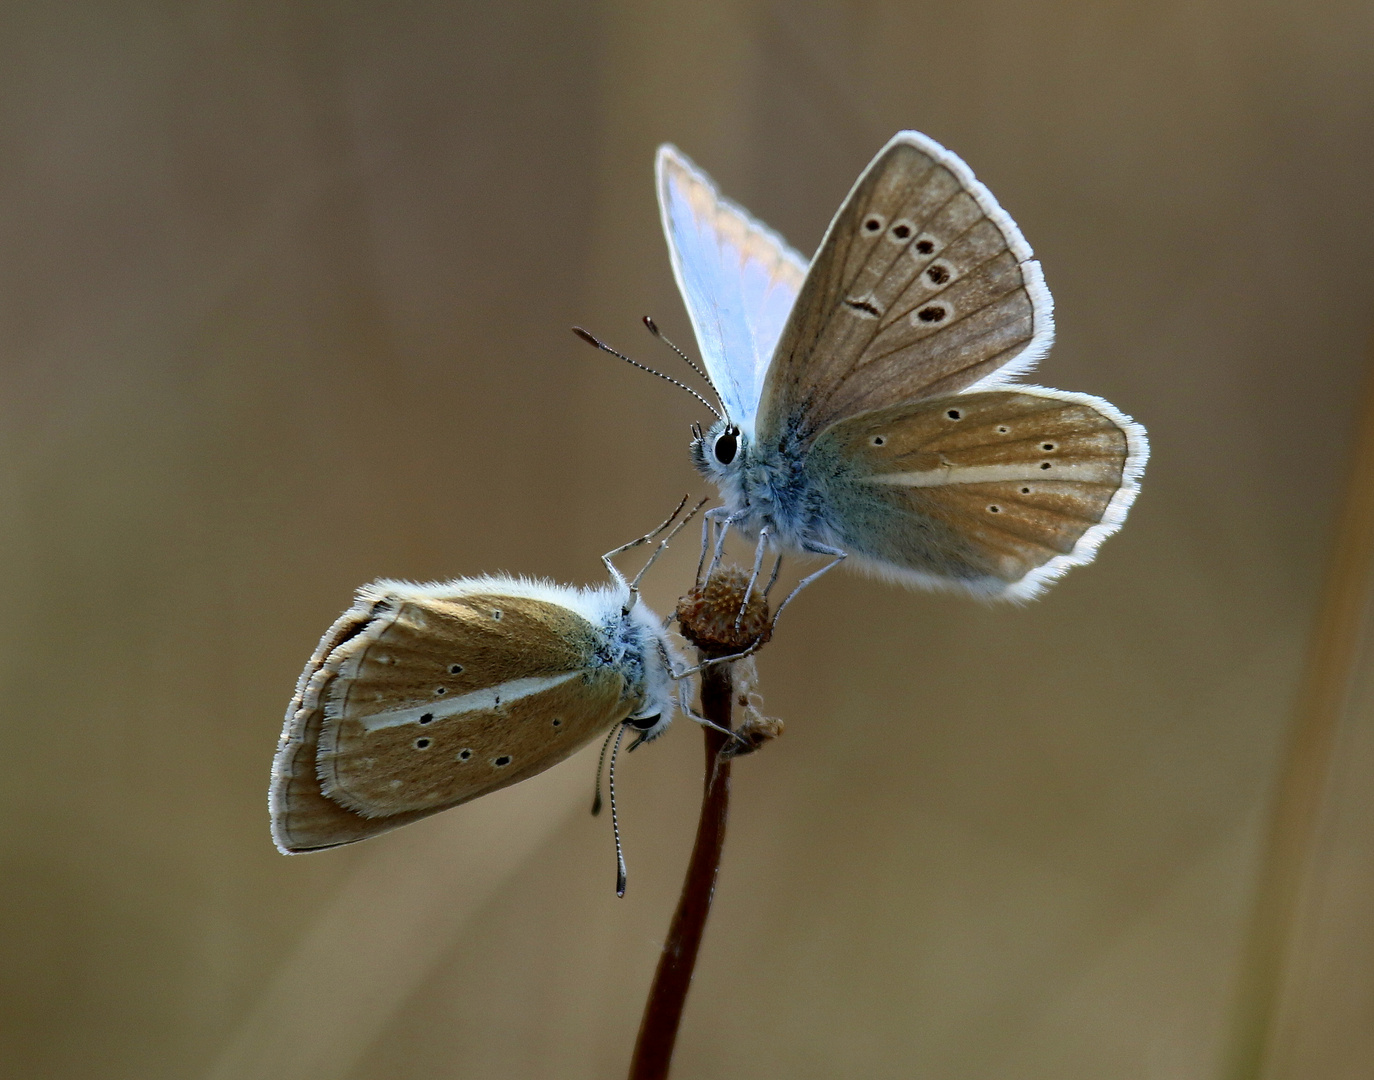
713,426 -> 740,465
627,713 -> 661,731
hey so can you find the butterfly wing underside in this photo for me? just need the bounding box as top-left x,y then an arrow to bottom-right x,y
758,131 -> 1055,445
270,585 -> 628,853
657,144 -> 808,428
813,387 -> 1147,598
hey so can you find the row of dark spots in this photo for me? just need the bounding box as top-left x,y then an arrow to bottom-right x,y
410,739 -> 513,769
413,712 -> 564,755
992,488 -> 1043,511
862,215 -> 939,255
863,214 -> 936,255
418,710 -> 562,732
427,662 -> 467,701
860,215 -> 949,315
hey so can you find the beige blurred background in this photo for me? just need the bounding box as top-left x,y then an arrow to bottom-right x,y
1,1 -> 1371,1077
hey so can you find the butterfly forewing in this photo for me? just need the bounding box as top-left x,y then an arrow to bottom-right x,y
272,657 -> 444,852
759,133 -> 1053,445
272,601 -> 443,853
316,591 -> 630,817
657,145 -> 808,425
812,389 -> 1145,597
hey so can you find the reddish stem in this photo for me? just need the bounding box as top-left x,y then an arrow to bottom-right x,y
627,659 -> 734,1080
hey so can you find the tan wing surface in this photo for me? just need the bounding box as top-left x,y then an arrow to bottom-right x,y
269,587 -> 631,852
272,657 -> 445,853
316,591 -> 628,818
813,388 -> 1146,599
271,599 -> 439,852
759,131 -> 1053,445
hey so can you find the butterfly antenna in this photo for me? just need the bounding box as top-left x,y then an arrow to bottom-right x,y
642,316 -> 719,405
572,327 -> 722,421
608,723 -> 629,897
591,724 -> 617,816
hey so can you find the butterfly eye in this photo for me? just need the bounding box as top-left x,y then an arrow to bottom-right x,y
713,426 -> 740,465
627,713 -> 661,731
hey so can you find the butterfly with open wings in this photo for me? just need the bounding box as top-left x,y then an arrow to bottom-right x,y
652,130 -> 1148,609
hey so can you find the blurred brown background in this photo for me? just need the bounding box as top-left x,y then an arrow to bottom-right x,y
1,1 -> 1371,1077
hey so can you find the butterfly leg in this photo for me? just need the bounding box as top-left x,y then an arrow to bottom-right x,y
705,509 -> 748,582
603,495 -> 702,612
770,543 -> 846,627
734,527 -> 771,632
627,497 -> 708,601
696,505 -> 727,586
677,543 -> 848,677
697,505 -> 736,584
602,494 -> 690,578
674,681 -> 750,750
763,554 -> 784,598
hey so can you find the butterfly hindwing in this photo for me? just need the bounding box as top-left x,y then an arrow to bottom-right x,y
270,582 -> 641,852
657,145 -> 808,426
809,388 -> 1146,598
759,132 -> 1054,445
316,588 -> 629,817
272,667 -> 447,853
271,599 -> 443,853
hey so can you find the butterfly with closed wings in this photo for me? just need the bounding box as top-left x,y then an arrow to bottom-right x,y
650,130 -> 1148,613
270,501 -> 708,893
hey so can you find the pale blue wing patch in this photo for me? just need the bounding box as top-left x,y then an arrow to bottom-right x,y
657,144 -> 807,431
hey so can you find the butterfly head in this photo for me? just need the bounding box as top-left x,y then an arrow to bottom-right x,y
606,595 -> 678,746
690,418 -> 746,484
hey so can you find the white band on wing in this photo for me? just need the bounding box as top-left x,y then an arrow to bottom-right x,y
865,460 -> 1122,487
355,672 -> 580,731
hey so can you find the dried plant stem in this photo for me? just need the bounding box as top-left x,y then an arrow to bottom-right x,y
627,658 -> 734,1080
1222,346 -> 1374,1079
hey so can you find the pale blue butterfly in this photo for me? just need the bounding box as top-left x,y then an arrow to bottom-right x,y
649,130 -> 1148,614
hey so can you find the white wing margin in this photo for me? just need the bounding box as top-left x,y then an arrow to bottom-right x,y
656,145 -> 808,430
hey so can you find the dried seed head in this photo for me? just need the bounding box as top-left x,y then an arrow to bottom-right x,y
675,566 -> 771,657
723,654 -> 783,757
722,712 -> 784,758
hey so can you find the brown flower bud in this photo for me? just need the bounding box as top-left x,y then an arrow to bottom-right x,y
675,566 -> 772,657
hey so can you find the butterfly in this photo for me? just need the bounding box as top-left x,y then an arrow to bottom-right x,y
270,506 -> 700,883
654,130 -> 1149,606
